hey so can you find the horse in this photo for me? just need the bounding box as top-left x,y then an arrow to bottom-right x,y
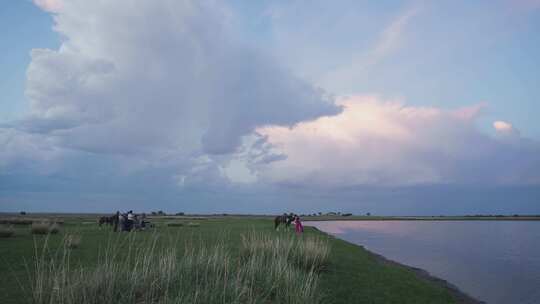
274,213 -> 294,231
98,215 -> 115,226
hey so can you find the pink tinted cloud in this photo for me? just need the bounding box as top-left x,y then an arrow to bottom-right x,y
493,121 -> 514,132
33,0 -> 63,12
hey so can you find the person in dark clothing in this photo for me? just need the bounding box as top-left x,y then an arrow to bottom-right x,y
127,210 -> 134,231
141,213 -> 147,229
286,213 -> 294,228
120,213 -> 128,231
113,211 -> 120,232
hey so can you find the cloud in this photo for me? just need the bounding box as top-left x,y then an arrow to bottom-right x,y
319,5 -> 420,93
363,6 -> 420,69
0,128 -> 63,174
493,120 -> 515,133
2,1 -> 539,214
10,1 -> 339,161
255,95 -> 540,187
493,120 -> 521,143
33,0 -> 63,12
0,0 -> 343,208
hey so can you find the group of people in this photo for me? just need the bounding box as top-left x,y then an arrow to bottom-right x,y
113,210 -> 149,232
275,212 -> 304,234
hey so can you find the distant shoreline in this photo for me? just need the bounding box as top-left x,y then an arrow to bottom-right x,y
309,226 -> 485,304
1,212 -> 540,221
303,215 -> 540,221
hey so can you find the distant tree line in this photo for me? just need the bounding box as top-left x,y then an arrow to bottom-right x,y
150,210 -> 166,216
301,212 -> 361,217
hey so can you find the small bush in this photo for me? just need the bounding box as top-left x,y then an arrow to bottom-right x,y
31,223 -> 50,235
0,225 -> 14,238
0,218 -> 64,226
31,222 -> 61,235
65,234 -> 81,249
166,222 -> 184,227
0,218 -> 33,225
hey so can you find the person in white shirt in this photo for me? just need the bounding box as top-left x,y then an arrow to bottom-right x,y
127,211 -> 134,231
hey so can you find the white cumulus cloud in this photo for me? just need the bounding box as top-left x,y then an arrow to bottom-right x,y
493,120 -> 514,132
254,96 -> 540,187
28,0 -> 339,154
5,0 -> 339,180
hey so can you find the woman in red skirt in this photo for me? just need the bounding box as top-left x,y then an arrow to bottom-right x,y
294,215 -> 304,234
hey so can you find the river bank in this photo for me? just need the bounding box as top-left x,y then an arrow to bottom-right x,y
353,237 -> 484,304
308,225 -> 484,304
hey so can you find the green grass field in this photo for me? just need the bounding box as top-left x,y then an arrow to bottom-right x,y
0,216 -> 460,304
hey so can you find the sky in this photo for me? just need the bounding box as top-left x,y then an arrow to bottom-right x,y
0,0 -> 539,215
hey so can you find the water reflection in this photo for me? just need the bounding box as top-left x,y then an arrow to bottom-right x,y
307,221 -> 540,304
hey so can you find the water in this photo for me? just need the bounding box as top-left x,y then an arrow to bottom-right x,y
306,221 -> 540,304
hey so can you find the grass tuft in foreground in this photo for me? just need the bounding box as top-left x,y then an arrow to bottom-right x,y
28,231 -> 329,304
241,230 -> 330,272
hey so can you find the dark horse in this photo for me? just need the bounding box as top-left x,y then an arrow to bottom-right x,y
274,213 -> 294,230
98,215 -> 115,226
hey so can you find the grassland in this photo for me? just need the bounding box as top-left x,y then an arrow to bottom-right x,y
0,215 -> 473,303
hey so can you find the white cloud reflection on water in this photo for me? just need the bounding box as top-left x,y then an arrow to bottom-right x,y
305,220 -> 421,236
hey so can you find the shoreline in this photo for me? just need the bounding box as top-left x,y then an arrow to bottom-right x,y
310,226 -> 485,304
303,216 -> 540,221
362,245 -> 485,304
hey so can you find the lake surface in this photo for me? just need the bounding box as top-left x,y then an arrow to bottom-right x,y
306,221 -> 540,304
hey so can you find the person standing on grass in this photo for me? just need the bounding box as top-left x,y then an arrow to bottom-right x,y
119,213 -> 126,231
122,213 -> 129,231
134,214 -> 141,230
113,211 -> 120,232
294,215 -> 304,234
127,210 -> 134,231
141,213 -> 147,229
